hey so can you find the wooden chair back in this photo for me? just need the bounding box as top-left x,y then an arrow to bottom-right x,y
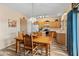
18,32 -> 25,39
23,34 -> 33,48
48,31 -> 57,38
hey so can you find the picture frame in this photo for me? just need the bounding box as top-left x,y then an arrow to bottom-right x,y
8,19 -> 17,27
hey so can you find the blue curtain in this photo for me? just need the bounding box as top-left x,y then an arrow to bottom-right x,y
67,10 -> 73,56
67,10 -> 78,56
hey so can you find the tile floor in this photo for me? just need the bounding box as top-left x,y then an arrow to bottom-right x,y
0,42 -> 68,56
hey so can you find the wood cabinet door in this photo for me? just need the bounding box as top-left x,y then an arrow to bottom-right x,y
56,33 -> 65,45
50,21 -> 61,28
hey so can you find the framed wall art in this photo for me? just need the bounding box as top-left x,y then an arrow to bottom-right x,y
8,19 -> 17,27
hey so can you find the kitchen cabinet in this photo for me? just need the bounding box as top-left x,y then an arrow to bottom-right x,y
56,33 -> 66,45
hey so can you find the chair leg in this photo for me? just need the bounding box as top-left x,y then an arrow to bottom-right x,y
49,45 -> 50,56
24,50 -> 30,56
45,45 -> 48,56
16,52 -> 20,56
45,44 -> 51,56
24,49 -> 26,56
41,48 -> 43,55
31,50 -> 33,56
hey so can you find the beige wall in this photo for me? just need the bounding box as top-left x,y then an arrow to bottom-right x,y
0,5 -> 25,49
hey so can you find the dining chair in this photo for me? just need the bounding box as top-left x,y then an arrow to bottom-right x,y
23,34 -> 38,56
48,31 -> 57,42
18,32 -> 25,39
16,32 -> 26,55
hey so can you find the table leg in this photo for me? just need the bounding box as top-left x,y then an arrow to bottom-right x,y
16,40 -> 20,53
49,44 -> 50,56
46,44 -> 48,56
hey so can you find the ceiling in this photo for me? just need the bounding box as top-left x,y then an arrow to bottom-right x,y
1,3 -> 70,17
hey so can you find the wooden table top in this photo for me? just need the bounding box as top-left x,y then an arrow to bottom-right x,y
33,36 -> 52,44
15,34 -> 52,45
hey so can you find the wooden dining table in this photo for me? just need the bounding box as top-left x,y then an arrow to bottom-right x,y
16,34 -> 52,55
33,36 -> 52,55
